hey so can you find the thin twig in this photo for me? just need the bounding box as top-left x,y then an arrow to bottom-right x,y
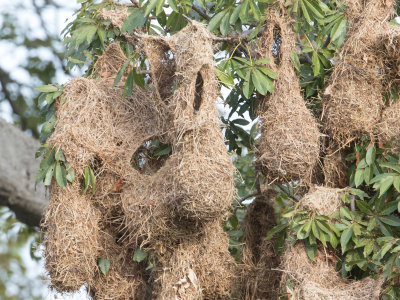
191,4 -> 211,21
232,192 -> 260,215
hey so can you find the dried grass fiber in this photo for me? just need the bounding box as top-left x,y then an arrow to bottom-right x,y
280,243 -> 383,300
257,8 -> 320,184
240,190 -> 281,300
43,22 -> 236,298
323,0 -> 400,143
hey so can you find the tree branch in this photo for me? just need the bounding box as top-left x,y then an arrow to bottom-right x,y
0,118 -> 47,227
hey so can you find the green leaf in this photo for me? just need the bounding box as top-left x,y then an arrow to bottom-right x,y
232,119 -> 250,126
85,25 -> 97,44
341,226 -> 353,253
356,200 -> 372,214
113,59 -> 131,87
83,167 -> 89,194
243,71 -> 253,99
167,0 -> 178,11
366,145 -> 376,166
98,258 -> 110,275
156,0 -> 164,15
123,69 -> 134,99
252,69 -> 267,95
312,52 -> 320,76
44,163 -> 56,186
379,216 -> 400,227
121,9 -> 146,33
55,163 -> 67,187
145,0 -> 158,16
55,148 -> 65,162
133,68 -> 145,88
36,85 -> 58,93
154,144 -> 172,156
265,223 -> 288,240
300,0 -> 312,25
303,0 -> 324,19
230,4 -> 242,25
89,167 -> 95,195
215,67 -> 234,87
133,248 -> 148,262
394,176 -> 400,192
208,11 -> 225,32
65,163 -> 75,183
331,16 -> 347,43
354,169 -> 364,187
379,176 -> 394,196
379,162 -> 400,173
220,12 -> 230,35
257,66 -> 278,79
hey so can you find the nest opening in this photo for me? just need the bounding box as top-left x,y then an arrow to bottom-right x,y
193,71 -> 204,114
271,25 -> 282,66
130,137 -> 171,175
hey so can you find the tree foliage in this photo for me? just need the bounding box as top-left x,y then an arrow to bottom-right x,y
4,0 -> 400,298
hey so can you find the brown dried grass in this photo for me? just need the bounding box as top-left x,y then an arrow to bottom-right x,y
300,186 -> 345,216
322,143 -> 350,188
42,182 -> 101,292
257,9 -> 320,184
89,229 -> 146,300
280,243 -> 383,300
154,220 -> 236,300
43,22 -> 235,297
323,0 -> 399,144
240,190 -> 282,300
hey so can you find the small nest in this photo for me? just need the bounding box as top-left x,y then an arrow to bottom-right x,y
257,9 -> 320,183
300,186 -> 345,216
280,243 -> 383,300
153,220 -> 236,300
240,190 -> 282,300
93,42 -> 129,79
322,0 -> 399,144
42,182 -> 101,292
99,6 -> 129,31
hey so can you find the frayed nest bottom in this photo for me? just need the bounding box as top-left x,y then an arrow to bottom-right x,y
154,220 -> 236,300
280,243 -> 383,300
42,182 -> 101,292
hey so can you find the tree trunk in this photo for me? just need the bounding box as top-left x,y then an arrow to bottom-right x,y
0,118 -> 47,227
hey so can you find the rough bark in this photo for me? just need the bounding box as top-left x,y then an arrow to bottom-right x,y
0,118 -> 47,227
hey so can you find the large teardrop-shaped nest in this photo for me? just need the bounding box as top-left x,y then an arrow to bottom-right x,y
323,0 -> 400,144
257,8 -> 321,184
42,21 -> 236,298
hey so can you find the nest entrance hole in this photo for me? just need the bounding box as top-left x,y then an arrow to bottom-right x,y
271,25 -> 282,66
193,72 -> 204,114
131,138 -> 172,175
154,45 -> 177,102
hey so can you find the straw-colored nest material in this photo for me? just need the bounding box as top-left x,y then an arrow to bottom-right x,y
47,76 -> 167,176
322,144 -> 349,188
300,186 -> 345,216
257,9 -> 320,184
121,22 -> 234,248
45,21 -> 235,297
94,42 -> 129,79
280,243 -> 383,300
376,100 -> 400,151
240,190 -> 282,300
89,229 -> 146,300
99,6 -> 129,31
42,182 -> 101,292
322,0 -> 400,144
154,220 -> 236,300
